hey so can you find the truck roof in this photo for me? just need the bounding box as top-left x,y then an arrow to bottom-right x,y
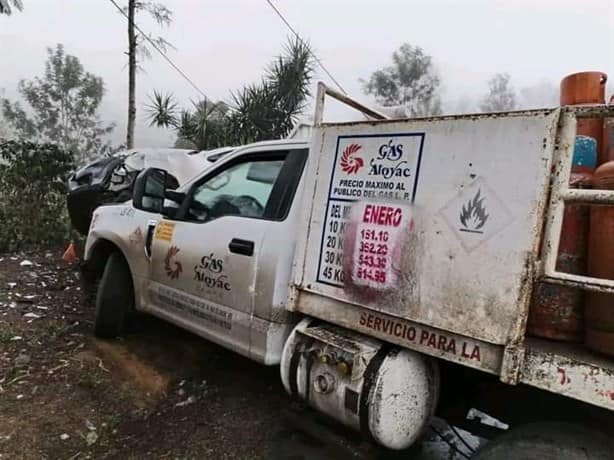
230,138 -> 309,154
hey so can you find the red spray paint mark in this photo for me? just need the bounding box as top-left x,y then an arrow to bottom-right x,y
595,390 -> 614,401
557,367 -> 570,385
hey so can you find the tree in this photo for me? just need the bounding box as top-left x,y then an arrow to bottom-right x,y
362,43 -> 442,117
0,113 -> 12,139
0,0 -> 23,15
0,140 -> 74,250
147,93 -> 231,150
480,73 -> 517,112
124,1 -> 173,149
2,44 -> 115,162
227,38 -> 313,144
147,38 -> 313,150
175,99 -> 231,149
0,90 -> 13,139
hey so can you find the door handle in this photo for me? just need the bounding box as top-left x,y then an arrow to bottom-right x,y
145,219 -> 157,258
229,238 -> 254,256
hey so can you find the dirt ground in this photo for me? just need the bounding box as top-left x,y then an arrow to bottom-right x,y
0,250 -> 475,460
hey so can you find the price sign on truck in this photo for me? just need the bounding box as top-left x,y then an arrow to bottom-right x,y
348,203 -> 414,290
316,133 -> 425,288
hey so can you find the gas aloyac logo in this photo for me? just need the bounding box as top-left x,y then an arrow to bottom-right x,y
340,143 -> 364,174
164,245 -> 183,280
459,189 -> 489,233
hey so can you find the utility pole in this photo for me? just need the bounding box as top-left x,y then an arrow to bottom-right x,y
126,0 -> 136,149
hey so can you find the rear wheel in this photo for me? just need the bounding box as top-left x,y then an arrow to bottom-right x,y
473,422 -> 613,460
94,252 -> 134,338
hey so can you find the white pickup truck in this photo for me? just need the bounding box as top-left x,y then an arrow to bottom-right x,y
83,83 -> 614,457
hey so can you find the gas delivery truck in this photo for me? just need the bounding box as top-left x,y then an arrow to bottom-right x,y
82,81 -> 614,458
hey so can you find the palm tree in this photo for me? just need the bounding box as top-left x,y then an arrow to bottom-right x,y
0,0 -> 23,15
227,38 -> 313,144
147,37 -> 313,150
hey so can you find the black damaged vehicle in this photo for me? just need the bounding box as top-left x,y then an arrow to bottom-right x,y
66,147 -> 234,234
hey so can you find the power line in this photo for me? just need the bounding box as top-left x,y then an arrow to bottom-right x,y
106,0 -> 209,100
264,0 -> 347,94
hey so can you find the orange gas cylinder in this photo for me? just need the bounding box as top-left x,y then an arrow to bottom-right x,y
560,71 -> 607,163
585,161 -> 614,355
603,96 -> 614,163
528,136 -> 596,341
561,71 -> 607,104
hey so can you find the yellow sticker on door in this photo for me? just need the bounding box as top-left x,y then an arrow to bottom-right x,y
155,221 -> 175,242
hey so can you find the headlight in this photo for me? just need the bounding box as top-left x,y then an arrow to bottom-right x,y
108,162 -> 139,192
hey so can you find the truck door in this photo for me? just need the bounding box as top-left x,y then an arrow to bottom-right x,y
144,148 -> 307,358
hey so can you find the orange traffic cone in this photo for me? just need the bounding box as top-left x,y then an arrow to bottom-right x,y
62,242 -> 77,264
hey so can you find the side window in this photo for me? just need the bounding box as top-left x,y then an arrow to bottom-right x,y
187,159 -> 285,222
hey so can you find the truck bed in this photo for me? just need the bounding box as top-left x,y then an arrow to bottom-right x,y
293,85 -> 614,413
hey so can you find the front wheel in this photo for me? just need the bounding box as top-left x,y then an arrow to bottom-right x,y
473,422 -> 613,460
94,251 -> 134,338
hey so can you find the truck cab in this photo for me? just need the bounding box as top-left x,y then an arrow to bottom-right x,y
84,139 -> 308,364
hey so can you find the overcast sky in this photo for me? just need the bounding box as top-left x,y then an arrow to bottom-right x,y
1,0 -> 613,148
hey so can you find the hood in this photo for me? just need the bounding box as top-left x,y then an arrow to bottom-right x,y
123,147 -> 234,184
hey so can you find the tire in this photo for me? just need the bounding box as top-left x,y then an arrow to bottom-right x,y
473,422 -> 613,460
94,251 -> 134,338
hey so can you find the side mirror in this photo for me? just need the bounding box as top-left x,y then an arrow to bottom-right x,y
132,168 -> 170,214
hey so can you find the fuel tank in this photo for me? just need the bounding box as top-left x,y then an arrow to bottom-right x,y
280,319 -> 439,450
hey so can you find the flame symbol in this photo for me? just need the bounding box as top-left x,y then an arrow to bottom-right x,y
164,245 -> 183,280
459,189 -> 489,232
340,143 -> 364,174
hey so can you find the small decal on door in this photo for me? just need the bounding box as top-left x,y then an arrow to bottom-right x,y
155,221 -> 175,242
164,245 -> 183,280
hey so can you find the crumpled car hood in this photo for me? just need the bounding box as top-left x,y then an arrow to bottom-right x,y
66,146 -> 234,235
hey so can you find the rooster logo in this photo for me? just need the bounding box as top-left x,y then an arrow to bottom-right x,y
340,143 -> 364,174
164,245 -> 183,280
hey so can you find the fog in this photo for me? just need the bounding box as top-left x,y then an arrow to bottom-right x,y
1,0 -> 613,148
